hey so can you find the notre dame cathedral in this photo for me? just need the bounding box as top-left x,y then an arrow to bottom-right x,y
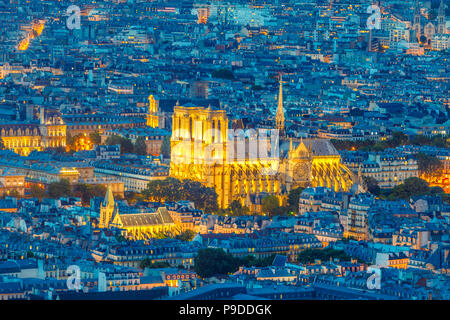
169,79 -> 355,213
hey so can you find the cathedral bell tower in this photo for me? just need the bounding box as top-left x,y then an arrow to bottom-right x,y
147,94 -> 160,128
413,0 -> 422,41
437,0 -> 446,34
99,185 -> 116,228
275,74 -> 286,137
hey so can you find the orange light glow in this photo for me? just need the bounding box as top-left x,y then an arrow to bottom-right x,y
18,37 -> 30,51
17,20 -> 45,51
32,20 -> 45,37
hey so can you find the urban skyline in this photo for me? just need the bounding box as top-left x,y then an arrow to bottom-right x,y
0,0 -> 449,304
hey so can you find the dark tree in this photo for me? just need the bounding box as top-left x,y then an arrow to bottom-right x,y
139,259 -> 170,269
415,153 -> 443,177
143,178 -> 218,213
74,183 -> 107,205
181,179 -> 218,213
160,135 -> 171,158
105,134 -> 134,154
47,179 -> 72,198
143,177 -> 184,202
363,176 -> 381,196
262,195 -> 285,217
389,177 -> 430,200
134,137 -> 147,155
175,230 -> 196,242
89,131 -> 102,145
194,248 -> 239,278
228,200 -> 250,216
287,186 -> 305,213
212,69 -> 235,80
391,131 -> 408,146
30,184 -> 46,200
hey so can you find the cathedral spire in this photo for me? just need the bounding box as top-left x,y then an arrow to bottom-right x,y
413,0 -> 421,23
103,184 -> 115,208
99,184 -> 115,229
438,0 -> 444,13
437,0 -> 446,34
276,74 -> 285,135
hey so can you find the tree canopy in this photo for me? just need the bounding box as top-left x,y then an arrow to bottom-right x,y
415,152 -> 443,177
217,200 -> 250,216
30,185 -> 46,200
212,68 -> 235,80
363,176 -> 381,196
133,137 -> 147,155
262,195 -> 286,217
139,259 -> 170,269
175,230 -> 196,242
47,179 -> 71,198
143,178 -> 218,213
387,177 -> 444,200
89,131 -> 101,145
331,133 -> 449,152
287,186 -> 305,213
194,248 -> 275,278
74,183 -> 107,205
160,135 -> 171,158
297,248 -> 353,264
105,134 -> 134,154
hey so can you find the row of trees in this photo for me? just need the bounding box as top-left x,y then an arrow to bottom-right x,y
215,186 -> 305,217
104,134 -> 147,155
415,152 -> 444,177
331,133 -> 449,152
30,179 -> 107,205
297,248 -> 355,264
142,177 -> 218,213
211,68 -> 235,80
139,260 -> 170,269
66,132 -> 101,152
193,248 -> 275,278
217,200 -> 250,216
363,177 -> 446,201
260,186 -> 305,217
160,135 -> 171,158
387,177 -> 444,200
67,132 -> 171,158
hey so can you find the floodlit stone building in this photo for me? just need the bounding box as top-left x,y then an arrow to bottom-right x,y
169,81 -> 355,212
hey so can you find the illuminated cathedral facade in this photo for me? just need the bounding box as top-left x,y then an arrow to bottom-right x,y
412,0 -> 448,44
169,80 -> 355,212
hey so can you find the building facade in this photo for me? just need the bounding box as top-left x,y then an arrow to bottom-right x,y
99,185 -> 179,240
0,108 -> 66,156
169,103 -> 355,212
